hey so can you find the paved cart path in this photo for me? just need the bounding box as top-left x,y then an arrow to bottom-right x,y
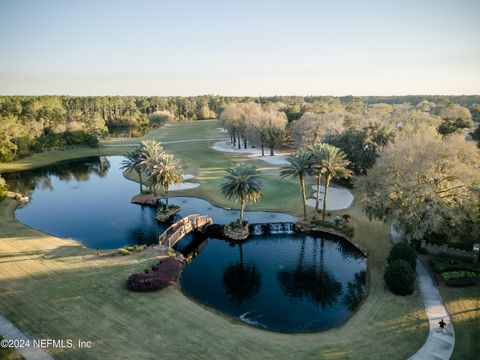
0,314 -> 54,360
390,226 -> 455,360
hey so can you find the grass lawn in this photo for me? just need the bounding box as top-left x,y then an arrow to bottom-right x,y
0,119 -> 467,359
439,286 -> 480,360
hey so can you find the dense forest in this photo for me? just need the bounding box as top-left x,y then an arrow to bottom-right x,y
0,95 -> 479,162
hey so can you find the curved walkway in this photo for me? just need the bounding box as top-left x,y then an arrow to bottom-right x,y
0,314 -> 53,360
390,226 -> 455,360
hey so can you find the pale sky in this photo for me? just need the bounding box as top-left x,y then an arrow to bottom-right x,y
1,0 -> 479,96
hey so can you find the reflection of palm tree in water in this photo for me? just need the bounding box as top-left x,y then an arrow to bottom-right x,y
94,157 -> 110,177
277,237 -> 342,308
222,243 -> 261,305
343,270 -> 367,311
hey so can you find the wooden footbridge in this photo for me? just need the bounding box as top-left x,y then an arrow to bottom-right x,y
159,214 -> 213,247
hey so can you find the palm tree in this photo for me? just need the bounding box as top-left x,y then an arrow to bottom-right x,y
221,163 -> 263,224
139,140 -> 164,171
139,140 -> 165,193
280,151 -> 312,221
120,147 -> 144,193
310,143 -> 353,221
120,140 -> 164,194
148,153 -> 183,209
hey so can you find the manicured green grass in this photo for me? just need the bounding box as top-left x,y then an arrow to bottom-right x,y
0,119 -> 447,359
161,140 -> 304,214
439,285 -> 480,360
103,119 -> 227,145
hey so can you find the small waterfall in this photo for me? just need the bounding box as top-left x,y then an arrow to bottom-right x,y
250,223 -> 295,236
283,223 -> 294,234
269,223 -> 282,234
265,223 -> 295,235
252,224 -> 264,235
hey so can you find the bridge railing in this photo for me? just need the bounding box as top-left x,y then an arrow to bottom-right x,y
158,214 -> 212,247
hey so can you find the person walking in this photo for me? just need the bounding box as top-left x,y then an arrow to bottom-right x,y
438,318 -> 447,335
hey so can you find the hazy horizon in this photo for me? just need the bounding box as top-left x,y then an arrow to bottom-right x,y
1,0 -> 479,96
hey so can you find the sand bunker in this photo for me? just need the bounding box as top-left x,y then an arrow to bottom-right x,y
306,185 -> 354,210
168,173 -> 199,191
212,141 -> 290,165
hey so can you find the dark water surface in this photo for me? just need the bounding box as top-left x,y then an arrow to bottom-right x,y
4,156 -> 367,333
178,234 -> 366,333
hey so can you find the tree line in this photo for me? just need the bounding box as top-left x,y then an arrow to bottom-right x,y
1,95 -> 478,162
218,98 -> 479,247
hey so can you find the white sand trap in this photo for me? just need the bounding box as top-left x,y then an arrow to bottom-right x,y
212,141 -> 290,165
165,173 -> 199,191
306,185 -> 354,210
216,128 -> 228,132
169,182 -> 199,191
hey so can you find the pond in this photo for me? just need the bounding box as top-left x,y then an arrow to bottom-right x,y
4,156 -> 294,249
4,156 -> 367,333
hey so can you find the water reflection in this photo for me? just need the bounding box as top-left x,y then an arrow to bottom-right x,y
4,156 -> 163,249
180,234 -> 367,333
222,243 -> 261,305
5,157 -> 110,195
277,238 -> 342,308
336,240 -> 365,261
343,270 -> 367,311
128,226 -> 160,246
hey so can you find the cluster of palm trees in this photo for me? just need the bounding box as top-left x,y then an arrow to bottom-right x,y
120,140 -> 183,209
220,143 -> 352,224
281,143 -> 352,221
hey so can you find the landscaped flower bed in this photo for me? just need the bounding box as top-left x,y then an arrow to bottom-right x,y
428,256 -> 480,286
127,257 -> 183,292
430,256 -> 480,274
441,271 -> 479,286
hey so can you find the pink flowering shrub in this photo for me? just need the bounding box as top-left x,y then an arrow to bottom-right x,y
127,257 -> 183,292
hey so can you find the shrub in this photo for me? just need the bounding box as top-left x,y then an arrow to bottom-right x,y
387,242 -> 417,270
127,258 -> 183,292
118,248 -> 130,255
310,219 -> 355,238
149,110 -> 174,125
384,260 -> 415,295
127,273 -> 165,292
0,175 -> 7,201
441,271 -> 479,281
430,257 -> 480,274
